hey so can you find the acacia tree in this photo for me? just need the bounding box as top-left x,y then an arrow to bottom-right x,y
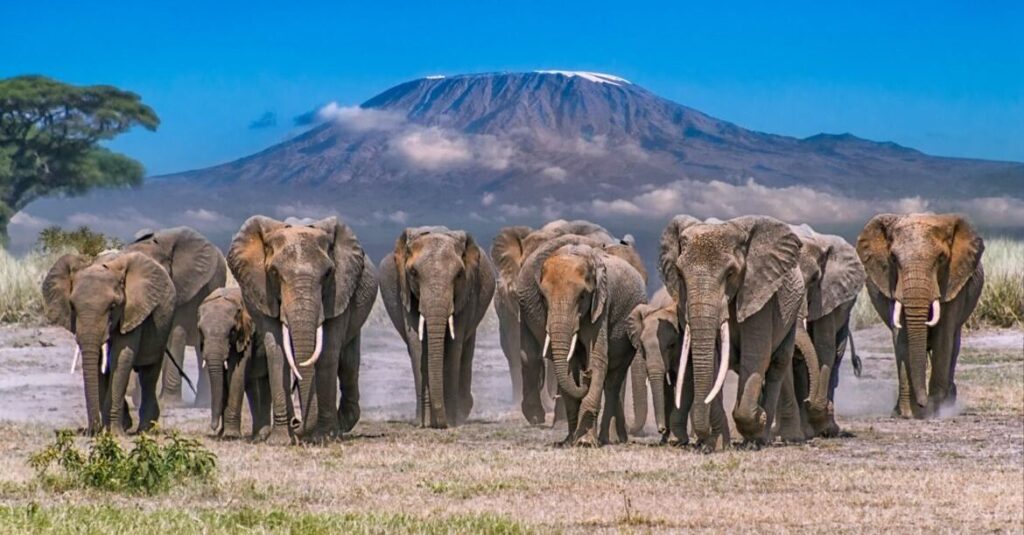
0,75 -> 159,246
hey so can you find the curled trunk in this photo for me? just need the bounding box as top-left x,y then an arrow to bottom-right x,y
549,320 -> 588,399
795,327 -> 826,421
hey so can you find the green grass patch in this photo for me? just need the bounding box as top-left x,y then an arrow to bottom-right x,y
0,505 -> 534,534
29,430 -> 216,495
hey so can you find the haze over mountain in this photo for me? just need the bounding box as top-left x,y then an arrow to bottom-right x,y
13,71 -> 1024,255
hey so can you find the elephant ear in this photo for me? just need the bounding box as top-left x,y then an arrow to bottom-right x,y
165,227 -> 223,305
228,216 -> 285,317
454,231 -> 483,312
590,252 -> 608,323
658,215 -> 702,303
490,226 -> 532,294
733,216 -> 802,323
316,217 -> 367,318
626,304 -> 651,351
940,215 -> 984,302
856,214 -> 899,299
814,235 -> 866,319
108,252 -> 175,333
42,254 -> 90,331
393,229 -> 413,313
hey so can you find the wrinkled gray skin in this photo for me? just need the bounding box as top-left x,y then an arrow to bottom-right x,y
857,213 -> 984,418
126,227 -> 227,407
43,252 -> 175,435
518,238 -> 646,446
197,287 -> 271,439
659,215 -> 805,451
776,225 -> 866,440
491,220 -> 620,425
626,288 -> 685,443
379,227 -> 496,428
227,216 -> 378,444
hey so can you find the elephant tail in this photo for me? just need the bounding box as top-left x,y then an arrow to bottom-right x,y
847,333 -> 862,378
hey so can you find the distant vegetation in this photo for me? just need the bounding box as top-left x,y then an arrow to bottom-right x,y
0,75 -> 159,246
29,430 -> 216,495
35,225 -> 124,257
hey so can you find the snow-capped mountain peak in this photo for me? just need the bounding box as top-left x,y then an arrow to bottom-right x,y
533,70 -> 631,85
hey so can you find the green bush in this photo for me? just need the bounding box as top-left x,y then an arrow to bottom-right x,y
28,430 -> 216,495
36,225 -> 123,257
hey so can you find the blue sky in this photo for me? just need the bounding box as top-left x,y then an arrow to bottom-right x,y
3,1 -> 1021,176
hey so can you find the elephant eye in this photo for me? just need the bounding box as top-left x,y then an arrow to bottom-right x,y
409,266 -> 418,277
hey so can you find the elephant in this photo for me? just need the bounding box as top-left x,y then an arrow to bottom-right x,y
491,220 -> 638,425
857,213 -> 984,418
126,227 -> 227,407
197,287 -> 271,439
42,251 -> 176,434
379,226 -> 496,428
659,215 -> 805,451
776,225 -> 865,439
517,237 -> 646,446
227,216 -> 378,444
626,287 -> 685,443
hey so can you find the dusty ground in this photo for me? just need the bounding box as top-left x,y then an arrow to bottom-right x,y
0,320 -> 1021,533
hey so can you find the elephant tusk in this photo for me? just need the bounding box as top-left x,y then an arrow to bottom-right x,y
281,324 -> 302,381
925,300 -> 941,327
299,325 -> 323,367
101,342 -> 109,375
418,315 -> 425,341
567,333 -> 578,363
542,333 -> 550,358
70,344 -> 81,374
674,324 -> 691,408
704,322 -> 730,404
892,301 -> 903,330
448,315 -> 455,340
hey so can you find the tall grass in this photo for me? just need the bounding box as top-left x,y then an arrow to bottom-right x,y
0,249 -> 62,324
851,238 -> 1023,329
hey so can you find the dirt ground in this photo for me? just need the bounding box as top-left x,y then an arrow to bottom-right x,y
0,319 -> 1021,533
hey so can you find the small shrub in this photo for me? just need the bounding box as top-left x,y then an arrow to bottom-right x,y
29,429 -> 216,495
36,225 -> 123,257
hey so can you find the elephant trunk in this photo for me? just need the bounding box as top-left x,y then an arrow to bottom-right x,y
283,295 -> 321,436
424,315 -> 449,428
78,337 -> 105,432
628,356 -> 648,435
797,326 -> 827,425
687,315 -> 719,440
900,268 -> 934,409
548,309 -> 589,400
207,356 -> 226,434
643,343 -> 668,435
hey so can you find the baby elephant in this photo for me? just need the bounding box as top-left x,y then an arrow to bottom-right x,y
197,287 -> 271,439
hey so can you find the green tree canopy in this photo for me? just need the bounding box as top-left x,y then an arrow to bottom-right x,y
0,75 -> 159,246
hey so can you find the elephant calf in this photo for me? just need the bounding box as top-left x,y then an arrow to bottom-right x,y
379,226 -> 496,428
197,287 -> 271,439
43,251 -> 176,435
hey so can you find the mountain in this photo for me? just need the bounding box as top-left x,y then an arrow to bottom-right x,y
15,71 -> 1024,256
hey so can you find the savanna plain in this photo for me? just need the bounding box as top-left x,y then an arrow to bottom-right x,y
0,240 -> 1021,533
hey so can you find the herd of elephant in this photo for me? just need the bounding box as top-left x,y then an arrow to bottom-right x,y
40,212 -> 985,450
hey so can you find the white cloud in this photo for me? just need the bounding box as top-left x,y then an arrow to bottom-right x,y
316,103 -> 406,132
541,166 -> 568,182
273,203 -> 339,220
498,204 -> 534,218
387,210 -> 409,224
481,193 -> 496,206
9,211 -> 51,229
390,127 -> 514,171
183,208 -> 226,223
954,196 -> 1024,227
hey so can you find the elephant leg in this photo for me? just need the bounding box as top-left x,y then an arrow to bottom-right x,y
928,321 -> 958,414
710,395 -> 731,450
519,326 -> 546,425
443,332 -> 465,426
560,393 -> 581,446
406,334 -> 424,426
669,370 -> 694,446
160,322 -> 188,405
498,317 -> 524,405
760,329 -> 795,444
574,364 -> 606,447
733,318 -> 773,444
128,372 -> 142,412
776,365 -> 806,442
258,330 -> 292,445
337,335 -> 361,434
599,363 -> 629,444
137,363 -> 162,433
947,329 -> 963,406
107,338 -> 136,436
457,331 -> 476,425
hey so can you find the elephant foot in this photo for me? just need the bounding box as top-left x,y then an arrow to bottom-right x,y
737,438 -> 766,451
667,436 -> 690,448
691,438 -> 716,454
220,427 -> 243,441
338,405 -> 360,434
522,401 -> 546,426
573,433 -> 600,448
256,425 -> 295,446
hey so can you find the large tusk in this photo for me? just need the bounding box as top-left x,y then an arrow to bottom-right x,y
101,342 -> 109,375
542,333 -> 550,357
567,332 -> 578,363
892,301 -> 903,329
70,344 -> 81,374
674,324 -> 691,407
925,300 -> 941,327
704,322 -> 730,404
299,324 -> 323,367
418,315 -> 425,341
448,315 -> 455,340
281,324 -> 302,381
